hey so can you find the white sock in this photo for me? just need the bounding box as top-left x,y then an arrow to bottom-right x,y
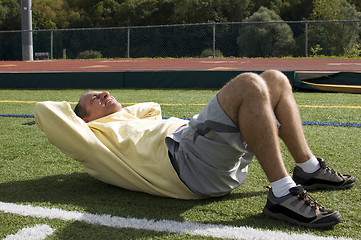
296,156 -> 320,173
271,176 -> 297,198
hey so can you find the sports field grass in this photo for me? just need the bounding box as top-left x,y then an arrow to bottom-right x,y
0,89 -> 360,240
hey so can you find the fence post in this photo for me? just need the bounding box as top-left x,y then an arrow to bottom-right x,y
305,22 -> 309,57
50,31 -> 53,59
213,23 -> 216,58
21,0 -> 33,61
127,28 -> 130,58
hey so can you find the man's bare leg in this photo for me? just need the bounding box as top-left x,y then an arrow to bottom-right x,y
217,72 -> 288,183
216,71 -> 343,228
260,70 -> 313,164
259,70 -> 355,191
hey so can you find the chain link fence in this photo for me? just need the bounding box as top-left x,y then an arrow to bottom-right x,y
1,20 -> 361,60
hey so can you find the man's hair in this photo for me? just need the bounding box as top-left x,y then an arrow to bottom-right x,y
74,102 -> 88,119
73,91 -> 91,119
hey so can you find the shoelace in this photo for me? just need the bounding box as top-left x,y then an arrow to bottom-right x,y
264,185 -> 326,211
297,190 -> 325,210
320,160 -> 342,178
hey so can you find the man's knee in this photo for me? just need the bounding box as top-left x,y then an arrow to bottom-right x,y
261,70 -> 292,91
217,72 -> 270,126
230,72 -> 269,98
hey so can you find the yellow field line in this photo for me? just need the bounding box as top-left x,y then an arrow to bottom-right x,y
0,100 -> 78,104
0,100 -> 39,104
298,105 -> 361,109
0,100 -> 360,109
157,103 -> 207,106
0,100 -> 207,106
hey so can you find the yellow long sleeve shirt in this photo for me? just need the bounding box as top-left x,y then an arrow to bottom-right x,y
34,101 -> 200,199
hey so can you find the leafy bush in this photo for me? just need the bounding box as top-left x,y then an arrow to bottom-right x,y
344,43 -> 361,58
77,50 -> 102,59
200,48 -> 224,58
310,44 -> 323,57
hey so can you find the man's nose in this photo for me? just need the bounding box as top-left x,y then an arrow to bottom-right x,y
100,91 -> 110,99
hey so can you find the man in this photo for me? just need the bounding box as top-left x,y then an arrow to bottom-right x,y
35,70 -> 355,229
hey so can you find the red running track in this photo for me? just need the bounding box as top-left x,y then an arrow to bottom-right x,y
1,58 -> 361,73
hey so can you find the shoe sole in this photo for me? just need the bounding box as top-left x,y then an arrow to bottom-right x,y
263,207 -> 342,229
302,181 -> 355,191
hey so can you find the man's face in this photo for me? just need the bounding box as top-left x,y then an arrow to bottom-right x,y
80,91 -> 122,122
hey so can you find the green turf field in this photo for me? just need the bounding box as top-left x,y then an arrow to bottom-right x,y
0,89 -> 360,240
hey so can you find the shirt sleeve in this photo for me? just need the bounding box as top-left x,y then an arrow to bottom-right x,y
123,102 -> 162,120
34,101 -> 100,162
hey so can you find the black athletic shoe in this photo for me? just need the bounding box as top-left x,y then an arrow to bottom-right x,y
293,158 -> 355,191
263,185 -> 342,228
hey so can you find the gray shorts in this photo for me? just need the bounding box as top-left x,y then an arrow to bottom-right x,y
166,95 -> 254,197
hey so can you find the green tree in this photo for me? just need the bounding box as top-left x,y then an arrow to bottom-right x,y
311,0 -> 343,20
87,0 -> 177,27
32,8 -> 56,29
64,0 -> 101,27
347,0 -> 361,11
172,0 -> 217,24
32,0 -> 84,29
308,0 -> 361,56
118,0 -> 166,26
0,0 -> 20,30
279,0 -> 314,21
171,0 -> 251,24
90,0 -> 122,27
249,0 -> 283,15
213,0 -> 252,22
237,7 -> 295,57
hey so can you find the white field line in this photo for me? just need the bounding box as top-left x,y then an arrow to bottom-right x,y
0,201 -> 352,240
3,224 -> 54,240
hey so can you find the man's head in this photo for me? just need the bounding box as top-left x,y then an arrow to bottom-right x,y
74,91 -> 122,122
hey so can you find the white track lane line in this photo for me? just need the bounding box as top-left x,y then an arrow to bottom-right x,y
3,224 -> 54,240
0,201 -> 352,240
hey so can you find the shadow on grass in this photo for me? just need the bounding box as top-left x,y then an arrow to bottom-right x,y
1,172 -> 298,239
0,172 -> 268,218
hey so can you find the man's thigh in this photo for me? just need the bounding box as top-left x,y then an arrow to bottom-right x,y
173,95 -> 254,197
217,72 -> 264,127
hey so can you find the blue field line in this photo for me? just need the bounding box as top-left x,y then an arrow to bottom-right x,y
0,114 -> 35,118
1,114 -> 361,128
170,117 -> 361,127
302,121 -> 361,128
